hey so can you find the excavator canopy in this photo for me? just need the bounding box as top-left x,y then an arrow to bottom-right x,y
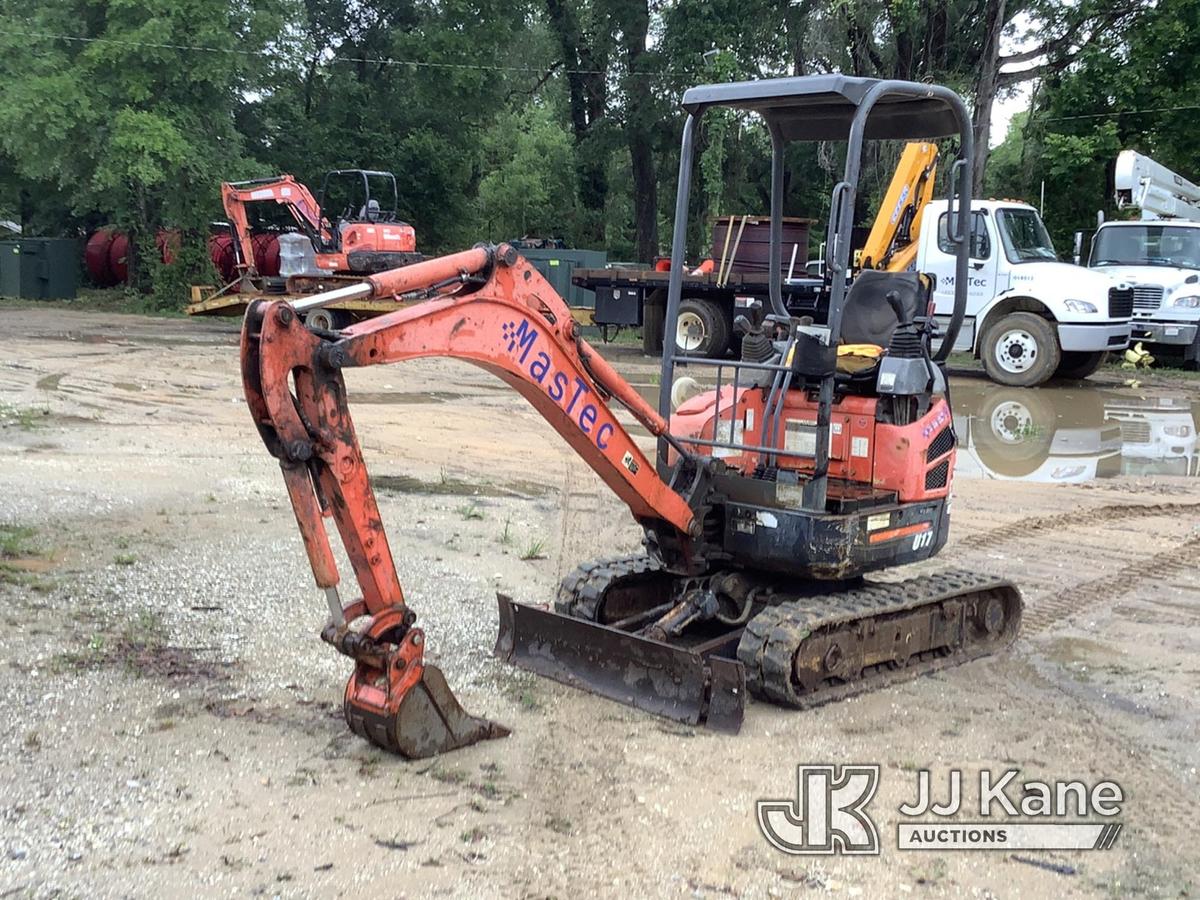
680,74 -> 966,141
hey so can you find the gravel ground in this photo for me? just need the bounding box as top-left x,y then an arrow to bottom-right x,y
0,306 -> 1198,898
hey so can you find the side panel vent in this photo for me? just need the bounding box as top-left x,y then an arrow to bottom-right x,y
925,459 -> 950,491
926,426 -> 955,462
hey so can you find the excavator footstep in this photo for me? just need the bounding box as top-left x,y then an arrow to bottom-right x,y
345,665 -> 510,758
494,593 -> 744,733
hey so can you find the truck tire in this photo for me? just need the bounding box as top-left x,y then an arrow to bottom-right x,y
674,297 -> 729,358
980,312 -> 1061,387
305,308 -> 351,331
1053,351 -> 1108,381
972,386 -> 1055,478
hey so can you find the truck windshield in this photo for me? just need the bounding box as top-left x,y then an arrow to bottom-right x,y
996,209 -> 1058,263
1091,224 -> 1200,269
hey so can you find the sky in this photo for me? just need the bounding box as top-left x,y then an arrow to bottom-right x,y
991,83 -> 1033,148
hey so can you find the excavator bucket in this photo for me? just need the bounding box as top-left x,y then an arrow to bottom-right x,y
493,594 -> 745,733
345,665 -> 510,758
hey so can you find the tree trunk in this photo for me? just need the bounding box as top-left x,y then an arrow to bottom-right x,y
970,0 -> 1007,195
545,0 -> 609,244
784,0 -> 816,75
618,0 -> 657,262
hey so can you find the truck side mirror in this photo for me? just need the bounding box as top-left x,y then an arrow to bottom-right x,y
1073,231 -> 1084,266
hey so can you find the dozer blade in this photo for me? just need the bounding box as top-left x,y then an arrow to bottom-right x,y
345,665 -> 510,758
494,594 -> 745,733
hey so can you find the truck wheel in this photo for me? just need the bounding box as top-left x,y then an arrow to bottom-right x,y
305,308 -> 350,331
980,312 -> 1061,387
972,386 -> 1055,478
674,297 -> 729,358
1053,351 -> 1108,381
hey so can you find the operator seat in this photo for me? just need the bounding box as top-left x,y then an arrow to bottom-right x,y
839,269 -> 925,347
358,199 -> 381,222
834,270 -> 929,387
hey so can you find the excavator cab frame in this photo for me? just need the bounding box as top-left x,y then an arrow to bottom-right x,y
318,169 -> 401,238
659,76 -> 974,510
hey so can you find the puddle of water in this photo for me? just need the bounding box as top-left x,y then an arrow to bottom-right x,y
647,374 -> 1197,486
370,473 -> 554,498
951,380 -> 1199,484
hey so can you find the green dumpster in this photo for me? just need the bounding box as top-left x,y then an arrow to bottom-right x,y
518,249 -> 607,309
0,238 -> 80,299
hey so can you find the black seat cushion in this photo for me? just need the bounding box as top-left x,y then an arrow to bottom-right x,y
839,270 -> 925,347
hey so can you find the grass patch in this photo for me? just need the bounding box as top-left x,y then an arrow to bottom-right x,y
497,517 -> 514,546
520,539 -> 546,561
0,524 -> 54,590
456,502 -> 485,521
426,764 -> 468,786
0,403 -> 50,431
113,552 -> 137,566
49,607 -> 229,683
0,524 -> 38,559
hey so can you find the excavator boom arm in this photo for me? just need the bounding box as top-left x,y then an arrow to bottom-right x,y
240,244 -> 698,756
860,142 -> 939,271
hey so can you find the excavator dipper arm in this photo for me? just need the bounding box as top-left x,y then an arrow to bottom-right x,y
241,244 -> 701,756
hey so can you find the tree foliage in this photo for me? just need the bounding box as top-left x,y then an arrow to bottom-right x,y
988,0 -> 1200,251
0,0 -> 1180,302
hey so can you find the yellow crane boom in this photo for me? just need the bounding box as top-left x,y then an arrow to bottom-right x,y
860,142 -> 939,271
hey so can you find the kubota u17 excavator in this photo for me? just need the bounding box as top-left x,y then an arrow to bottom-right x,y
241,75 -> 1023,757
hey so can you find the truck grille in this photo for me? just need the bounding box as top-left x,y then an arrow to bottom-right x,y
1107,286 -> 1134,318
1118,420 -> 1152,444
1132,285 -> 1164,312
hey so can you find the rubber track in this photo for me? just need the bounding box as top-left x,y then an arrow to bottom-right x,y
737,569 -> 1022,707
555,554 -> 663,620
960,501 -> 1200,553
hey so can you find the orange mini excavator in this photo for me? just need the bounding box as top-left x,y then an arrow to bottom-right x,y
221,169 -> 421,282
241,76 -> 1022,757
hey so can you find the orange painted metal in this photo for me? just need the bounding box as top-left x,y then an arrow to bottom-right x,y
671,390 -> 954,503
868,521 -> 932,544
342,249 -> 694,530
241,245 -> 698,727
364,246 -> 490,300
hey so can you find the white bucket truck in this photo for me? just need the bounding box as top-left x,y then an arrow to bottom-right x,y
1086,151 -> 1200,368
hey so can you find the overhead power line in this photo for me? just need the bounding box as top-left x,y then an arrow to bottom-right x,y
1041,104 -> 1200,122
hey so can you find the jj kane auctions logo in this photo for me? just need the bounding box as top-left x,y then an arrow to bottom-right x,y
758,765 -> 1124,855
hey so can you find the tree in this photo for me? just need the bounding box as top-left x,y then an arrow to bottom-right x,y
0,0 -> 281,300
987,0 -> 1200,249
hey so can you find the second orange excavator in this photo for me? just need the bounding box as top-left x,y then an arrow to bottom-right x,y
221,169 -> 421,284
240,75 -> 1023,757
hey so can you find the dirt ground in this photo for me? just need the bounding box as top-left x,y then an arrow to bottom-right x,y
1,306 -> 1197,899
